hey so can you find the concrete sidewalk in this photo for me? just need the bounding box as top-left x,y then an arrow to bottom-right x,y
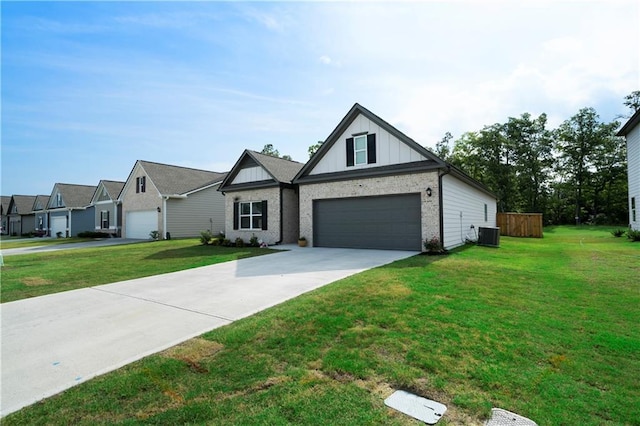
0,246 -> 415,416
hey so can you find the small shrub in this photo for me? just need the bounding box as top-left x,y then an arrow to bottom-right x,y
200,230 -> 213,245
235,237 -> 245,248
222,239 -> 231,247
149,230 -> 159,240
56,231 -> 63,238
611,229 -> 626,238
210,237 -> 222,246
249,234 -> 259,247
627,229 -> 640,242
424,236 -> 444,254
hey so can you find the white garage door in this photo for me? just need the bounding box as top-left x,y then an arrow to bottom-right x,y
51,216 -> 66,238
125,210 -> 157,239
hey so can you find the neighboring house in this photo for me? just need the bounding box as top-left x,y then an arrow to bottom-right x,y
119,160 -> 227,239
1,196 -> 10,235
47,183 -> 97,237
292,103 -> 497,251
90,180 -> 125,236
6,195 -> 37,236
218,150 -> 304,245
32,195 -> 51,235
616,109 -> 640,231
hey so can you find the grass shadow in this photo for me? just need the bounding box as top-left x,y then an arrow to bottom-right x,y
144,245 -> 275,260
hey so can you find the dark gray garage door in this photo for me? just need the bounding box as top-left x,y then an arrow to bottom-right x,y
313,194 -> 422,250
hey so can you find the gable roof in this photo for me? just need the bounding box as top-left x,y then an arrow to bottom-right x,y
292,103 -> 495,198
49,183 -> 97,209
8,195 -> 38,215
128,160 -> 227,197
293,103 -> 447,183
219,150 -> 305,191
32,195 -> 50,212
1,196 -> 10,215
617,109 -> 640,136
92,180 -> 125,202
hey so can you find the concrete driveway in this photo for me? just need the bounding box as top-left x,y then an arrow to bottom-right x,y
0,246 -> 415,416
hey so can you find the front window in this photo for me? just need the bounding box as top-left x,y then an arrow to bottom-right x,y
101,210 -> 110,229
354,135 -> 367,165
240,201 -> 262,230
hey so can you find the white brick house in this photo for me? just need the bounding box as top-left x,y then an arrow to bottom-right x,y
292,103 -> 497,250
218,150 -> 304,245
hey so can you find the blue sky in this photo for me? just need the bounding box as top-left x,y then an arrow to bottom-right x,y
2,1 -> 638,196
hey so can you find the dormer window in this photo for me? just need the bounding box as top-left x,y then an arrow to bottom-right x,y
346,134 -> 376,167
56,193 -> 63,207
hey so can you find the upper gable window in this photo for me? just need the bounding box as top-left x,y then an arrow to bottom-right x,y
346,134 -> 376,167
55,193 -> 63,207
136,176 -> 146,193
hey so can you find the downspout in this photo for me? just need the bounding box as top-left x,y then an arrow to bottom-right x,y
277,185 -> 284,245
67,208 -> 72,238
163,196 -> 168,239
438,166 -> 451,248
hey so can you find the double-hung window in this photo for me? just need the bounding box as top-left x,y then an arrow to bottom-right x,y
346,134 -> 376,167
632,197 -> 637,222
240,201 -> 264,230
354,135 -> 367,165
136,176 -> 146,193
233,201 -> 267,231
101,210 -> 110,229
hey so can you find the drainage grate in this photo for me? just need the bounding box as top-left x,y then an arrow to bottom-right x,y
384,390 -> 447,424
484,408 -> 538,426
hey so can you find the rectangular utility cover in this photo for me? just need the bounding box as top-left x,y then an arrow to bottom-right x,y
384,390 -> 447,424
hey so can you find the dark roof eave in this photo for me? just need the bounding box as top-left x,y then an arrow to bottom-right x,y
617,109 -> 640,136
294,161 -> 442,185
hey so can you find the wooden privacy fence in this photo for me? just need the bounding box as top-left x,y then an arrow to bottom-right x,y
497,213 -> 543,238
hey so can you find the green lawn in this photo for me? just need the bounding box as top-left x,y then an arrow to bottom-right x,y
3,227 -> 639,425
0,240 -> 276,303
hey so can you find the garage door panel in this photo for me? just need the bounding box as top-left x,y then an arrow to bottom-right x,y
51,216 -> 66,237
313,194 -> 421,251
125,210 -> 157,239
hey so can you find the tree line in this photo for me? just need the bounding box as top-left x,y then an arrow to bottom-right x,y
434,91 -> 639,226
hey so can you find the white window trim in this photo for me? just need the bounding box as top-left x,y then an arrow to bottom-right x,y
239,201 -> 263,230
354,135 -> 367,166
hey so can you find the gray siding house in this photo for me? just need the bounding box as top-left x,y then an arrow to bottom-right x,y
7,195 -> 37,236
119,160 -> 227,239
617,109 -> 640,231
2,196 -> 12,235
90,180 -> 125,236
32,195 -> 50,235
47,183 -> 97,237
218,150 -> 304,245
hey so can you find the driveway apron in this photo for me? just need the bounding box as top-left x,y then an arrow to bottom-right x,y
1,246 -> 415,416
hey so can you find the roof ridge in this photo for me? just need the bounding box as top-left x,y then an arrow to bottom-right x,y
248,150 -> 305,165
139,159 -> 224,174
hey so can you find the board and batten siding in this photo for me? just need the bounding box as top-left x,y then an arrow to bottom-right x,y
232,166 -> 271,184
441,174 -> 497,249
166,186 -> 225,238
627,123 -> 640,230
310,113 -> 427,175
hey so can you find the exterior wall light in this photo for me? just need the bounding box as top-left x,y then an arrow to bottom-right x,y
426,187 -> 433,197
157,207 -> 161,213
